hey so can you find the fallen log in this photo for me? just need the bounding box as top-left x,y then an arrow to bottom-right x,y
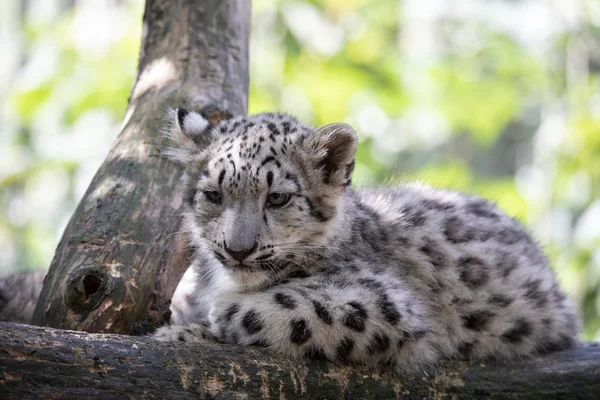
0,322 -> 598,399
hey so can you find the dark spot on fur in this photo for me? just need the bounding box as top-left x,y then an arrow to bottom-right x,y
218,169 -> 226,185
346,264 -> 360,273
367,332 -> 391,354
322,266 -> 341,277
535,334 -> 575,354
488,293 -> 513,308
552,285 -> 567,303
428,281 -> 444,294
542,318 -> 552,328
274,292 -> 297,309
312,300 -> 333,325
343,302 -> 368,332
336,337 -> 355,361
303,283 -> 324,290
377,294 -> 401,325
496,226 -> 530,245
422,198 -> 454,211
523,280 -> 548,308
451,296 -> 472,305
499,252 -> 519,279
242,309 -> 264,334
370,265 -> 386,276
419,238 -> 448,269
290,319 -> 312,345
397,329 -> 427,349
287,269 -> 311,279
177,333 -> 186,342
358,278 -> 383,291
223,303 -> 240,322
267,122 -> 280,136
266,171 -> 273,187
284,172 -> 301,190
407,329 -> 427,340
214,251 -> 227,264
261,156 -> 276,166
443,216 -> 478,243
397,337 -> 406,349
501,319 -> 532,343
403,207 -> 426,227
459,256 -> 489,288
466,199 -> 498,219
249,339 -> 269,348
304,196 -> 331,222
396,235 -> 410,247
462,310 -> 495,331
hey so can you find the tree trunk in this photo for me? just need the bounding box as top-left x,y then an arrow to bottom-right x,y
0,322 -> 598,399
32,0 -> 250,334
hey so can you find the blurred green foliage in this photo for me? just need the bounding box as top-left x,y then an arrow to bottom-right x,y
0,0 -> 598,340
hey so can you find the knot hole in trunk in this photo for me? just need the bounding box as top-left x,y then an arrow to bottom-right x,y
66,269 -> 113,314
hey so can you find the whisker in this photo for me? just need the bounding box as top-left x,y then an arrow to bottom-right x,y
166,229 -> 195,240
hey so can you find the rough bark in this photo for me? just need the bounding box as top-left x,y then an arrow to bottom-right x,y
0,322 -> 598,399
32,0 -> 250,333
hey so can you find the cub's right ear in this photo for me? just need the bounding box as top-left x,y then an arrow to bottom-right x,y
163,108 -> 213,164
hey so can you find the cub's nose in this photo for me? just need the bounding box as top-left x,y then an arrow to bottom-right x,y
224,242 -> 257,262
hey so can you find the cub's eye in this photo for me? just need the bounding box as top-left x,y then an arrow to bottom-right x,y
267,192 -> 291,207
203,190 -> 222,204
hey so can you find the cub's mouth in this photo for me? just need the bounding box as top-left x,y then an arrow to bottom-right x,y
225,263 -> 277,290
230,260 -> 291,274
231,261 -> 250,269
213,249 -> 293,282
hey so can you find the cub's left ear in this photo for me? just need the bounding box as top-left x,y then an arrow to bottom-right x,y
303,123 -> 358,186
163,108 -> 213,164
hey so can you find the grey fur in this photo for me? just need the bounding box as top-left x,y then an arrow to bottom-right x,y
155,110 -> 579,372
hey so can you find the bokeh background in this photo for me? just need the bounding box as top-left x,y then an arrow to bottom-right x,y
1,0 -> 599,340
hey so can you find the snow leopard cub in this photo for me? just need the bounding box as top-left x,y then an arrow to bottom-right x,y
154,108 -> 578,372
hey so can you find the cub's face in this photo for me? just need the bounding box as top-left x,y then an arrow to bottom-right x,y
165,109 -> 357,289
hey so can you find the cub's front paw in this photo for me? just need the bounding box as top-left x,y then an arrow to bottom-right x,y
153,323 -> 219,344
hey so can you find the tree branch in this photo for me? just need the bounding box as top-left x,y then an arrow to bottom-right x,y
0,322 -> 598,399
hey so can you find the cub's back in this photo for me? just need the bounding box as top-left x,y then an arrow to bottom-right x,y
350,184 -> 578,357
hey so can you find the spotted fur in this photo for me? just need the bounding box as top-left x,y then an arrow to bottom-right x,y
154,109 -> 579,372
